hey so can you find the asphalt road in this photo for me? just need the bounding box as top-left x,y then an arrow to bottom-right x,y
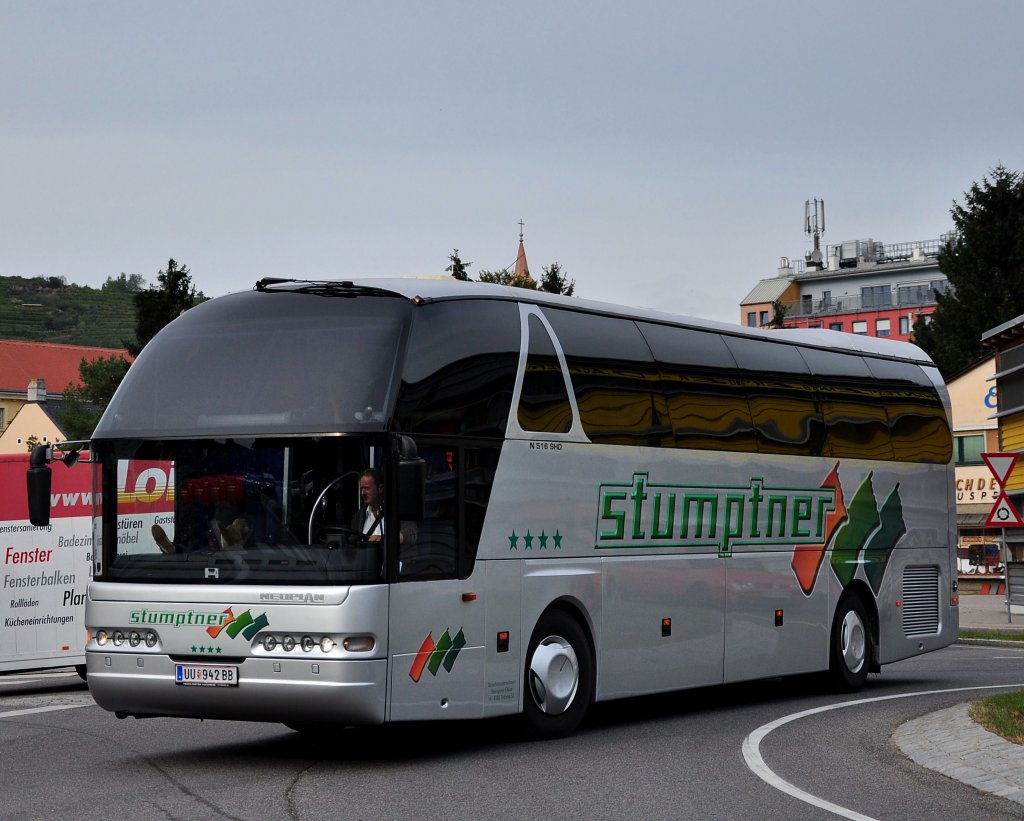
2,640 -> 1023,821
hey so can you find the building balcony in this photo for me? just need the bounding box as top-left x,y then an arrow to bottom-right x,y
780,288 -> 947,320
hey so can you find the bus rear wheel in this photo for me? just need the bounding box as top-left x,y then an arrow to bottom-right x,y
829,594 -> 870,692
522,611 -> 593,739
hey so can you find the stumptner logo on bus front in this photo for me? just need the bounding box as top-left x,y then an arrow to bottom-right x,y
129,608 -> 232,628
596,471 -> 838,556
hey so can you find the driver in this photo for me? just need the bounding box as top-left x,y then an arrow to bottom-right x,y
350,468 -> 415,545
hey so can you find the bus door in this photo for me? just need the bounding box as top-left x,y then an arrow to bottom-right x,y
387,450 -> 487,721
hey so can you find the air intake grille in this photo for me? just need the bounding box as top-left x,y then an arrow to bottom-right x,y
902,565 -> 940,636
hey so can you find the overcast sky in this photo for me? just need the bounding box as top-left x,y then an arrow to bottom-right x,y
3,1 -> 1023,324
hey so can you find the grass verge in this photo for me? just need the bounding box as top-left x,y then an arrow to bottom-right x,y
969,690 -> 1024,745
959,628 -> 1024,642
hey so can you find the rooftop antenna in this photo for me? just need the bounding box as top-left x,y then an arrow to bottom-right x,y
804,198 -> 825,269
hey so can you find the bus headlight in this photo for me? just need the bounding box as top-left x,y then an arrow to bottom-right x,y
320,637 -> 336,653
128,631 -> 142,647
301,636 -> 316,653
281,635 -> 296,652
112,631 -> 125,647
96,630 -> 109,647
145,632 -> 158,648
262,635 -> 278,652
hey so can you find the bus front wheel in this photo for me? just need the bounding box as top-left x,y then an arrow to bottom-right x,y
522,611 -> 593,739
829,594 -> 870,692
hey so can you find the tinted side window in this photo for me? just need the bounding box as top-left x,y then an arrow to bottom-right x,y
863,358 -> 952,463
722,336 -> 824,456
395,301 -> 519,438
639,323 -> 757,452
544,309 -> 666,445
798,348 -> 894,461
518,314 -> 574,433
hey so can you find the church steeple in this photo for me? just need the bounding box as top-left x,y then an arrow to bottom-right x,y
511,219 -> 535,288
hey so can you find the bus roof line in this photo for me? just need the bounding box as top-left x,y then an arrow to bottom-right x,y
251,276 -> 935,367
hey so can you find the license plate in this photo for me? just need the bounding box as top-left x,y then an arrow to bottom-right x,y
175,663 -> 239,686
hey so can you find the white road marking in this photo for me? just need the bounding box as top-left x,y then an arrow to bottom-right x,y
0,702 -> 93,720
0,671 -> 80,684
741,683 -> 1024,821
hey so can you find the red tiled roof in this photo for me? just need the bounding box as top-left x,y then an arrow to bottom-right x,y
0,339 -> 130,394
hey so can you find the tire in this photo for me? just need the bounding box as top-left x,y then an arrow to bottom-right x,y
829,594 -> 871,692
522,611 -> 593,739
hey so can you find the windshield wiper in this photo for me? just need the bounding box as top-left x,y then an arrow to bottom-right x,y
254,279 -> 402,299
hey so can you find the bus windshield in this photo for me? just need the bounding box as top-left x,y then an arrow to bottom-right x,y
99,435 -> 390,586
93,289 -> 412,439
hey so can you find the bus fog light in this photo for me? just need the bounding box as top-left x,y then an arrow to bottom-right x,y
128,631 -> 142,647
301,636 -> 315,653
343,636 -> 375,653
262,635 -> 278,652
145,632 -> 158,648
112,631 -> 125,647
96,630 -> 109,647
281,635 -> 296,652
319,637 -> 335,653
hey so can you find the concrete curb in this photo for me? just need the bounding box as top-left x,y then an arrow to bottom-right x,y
957,637 -> 1024,649
893,703 -> 1024,806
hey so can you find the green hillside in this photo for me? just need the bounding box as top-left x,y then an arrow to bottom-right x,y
0,276 -> 137,349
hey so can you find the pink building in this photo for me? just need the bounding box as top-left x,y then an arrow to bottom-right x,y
740,234 -> 953,343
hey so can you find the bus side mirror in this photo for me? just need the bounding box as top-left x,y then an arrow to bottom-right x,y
27,444 -> 52,527
398,457 -> 426,521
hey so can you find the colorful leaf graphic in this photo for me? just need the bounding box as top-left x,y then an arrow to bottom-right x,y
791,465 -> 846,595
428,629 -> 454,676
862,483 -> 906,594
409,633 -> 435,682
830,473 -> 880,587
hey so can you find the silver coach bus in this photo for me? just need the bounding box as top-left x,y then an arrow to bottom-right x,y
28,278 -> 957,737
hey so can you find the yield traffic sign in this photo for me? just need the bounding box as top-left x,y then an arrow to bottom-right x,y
982,452 -> 1019,488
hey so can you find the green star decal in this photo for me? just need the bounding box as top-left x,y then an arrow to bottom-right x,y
191,645 -> 197,653
510,526 -> 564,551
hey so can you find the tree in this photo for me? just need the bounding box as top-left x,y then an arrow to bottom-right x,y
102,272 -> 146,292
915,165 -> 1024,377
477,268 -> 527,287
446,249 -> 472,281
57,354 -> 132,439
126,258 -> 201,356
538,262 -> 575,296
767,299 -> 790,329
